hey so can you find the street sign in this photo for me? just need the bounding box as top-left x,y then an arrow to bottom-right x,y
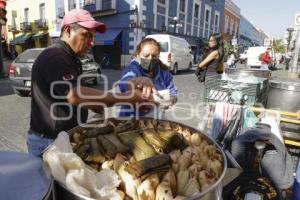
295,13 -> 300,26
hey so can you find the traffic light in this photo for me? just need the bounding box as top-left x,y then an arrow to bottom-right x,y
0,0 -> 7,26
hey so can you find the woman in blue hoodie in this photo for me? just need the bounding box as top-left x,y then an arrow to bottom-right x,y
119,38 -> 178,117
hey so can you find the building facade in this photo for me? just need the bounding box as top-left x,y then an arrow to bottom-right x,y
222,0 -> 240,43
83,0 -> 225,67
5,0 -> 225,67
239,15 -> 260,50
6,0 -> 61,54
239,15 -> 270,51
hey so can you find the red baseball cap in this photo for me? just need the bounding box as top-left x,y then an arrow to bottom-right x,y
61,9 -> 106,33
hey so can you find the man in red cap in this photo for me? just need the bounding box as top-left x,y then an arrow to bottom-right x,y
28,9 -> 157,156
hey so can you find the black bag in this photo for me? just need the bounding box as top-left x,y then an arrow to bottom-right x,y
223,171 -> 280,200
195,67 -> 207,82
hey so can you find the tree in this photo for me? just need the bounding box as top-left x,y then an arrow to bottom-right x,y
272,39 -> 285,53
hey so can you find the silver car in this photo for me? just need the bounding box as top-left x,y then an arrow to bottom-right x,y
9,48 -> 100,97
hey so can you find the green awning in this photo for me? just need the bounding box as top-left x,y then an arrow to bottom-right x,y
10,33 -> 34,45
33,32 -> 48,39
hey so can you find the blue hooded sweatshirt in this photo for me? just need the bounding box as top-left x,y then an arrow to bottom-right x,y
118,59 -> 178,117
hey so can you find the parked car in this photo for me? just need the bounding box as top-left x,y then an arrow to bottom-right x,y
145,34 -> 193,74
80,56 -> 101,85
9,48 -> 100,97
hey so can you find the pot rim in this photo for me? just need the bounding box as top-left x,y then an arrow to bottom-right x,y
269,80 -> 300,92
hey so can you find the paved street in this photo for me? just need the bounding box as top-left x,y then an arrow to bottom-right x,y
0,61 -> 293,153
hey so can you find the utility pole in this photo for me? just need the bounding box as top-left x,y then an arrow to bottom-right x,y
291,14 -> 300,75
0,0 -> 7,78
290,27 -> 300,74
0,24 -> 5,78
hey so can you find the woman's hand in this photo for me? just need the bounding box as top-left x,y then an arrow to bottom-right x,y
171,96 -> 178,105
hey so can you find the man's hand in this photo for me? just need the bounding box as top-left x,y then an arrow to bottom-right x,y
129,77 -> 158,99
128,89 -> 157,104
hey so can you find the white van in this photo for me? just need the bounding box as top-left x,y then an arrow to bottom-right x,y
246,46 -> 274,68
145,34 -> 193,74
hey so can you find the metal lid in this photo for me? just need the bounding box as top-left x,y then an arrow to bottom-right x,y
269,79 -> 300,91
0,151 -> 52,200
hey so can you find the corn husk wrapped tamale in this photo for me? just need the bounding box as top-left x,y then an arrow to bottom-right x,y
155,180 -> 173,200
103,134 -> 129,154
157,129 -> 187,151
142,129 -> 167,153
118,130 -> 156,161
74,143 -> 90,159
80,124 -> 114,139
118,162 -> 141,200
125,154 -> 171,178
176,168 -> 190,195
181,176 -> 200,197
114,120 -> 137,133
97,135 -> 118,158
162,169 -> 177,197
84,138 -> 106,164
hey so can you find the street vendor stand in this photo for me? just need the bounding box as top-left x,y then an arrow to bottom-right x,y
203,71 -> 300,198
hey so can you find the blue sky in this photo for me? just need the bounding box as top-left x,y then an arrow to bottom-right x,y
232,0 -> 299,39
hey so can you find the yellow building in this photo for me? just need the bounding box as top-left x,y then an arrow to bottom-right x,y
6,0 -> 64,54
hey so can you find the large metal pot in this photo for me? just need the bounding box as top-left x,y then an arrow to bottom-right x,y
267,78 -> 300,112
0,151 -> 54,200
225,68 -> 271,78
54,118 -> 227,200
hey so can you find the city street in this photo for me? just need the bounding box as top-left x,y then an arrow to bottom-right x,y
0,59 -> 292,153
0,61 -> 204,152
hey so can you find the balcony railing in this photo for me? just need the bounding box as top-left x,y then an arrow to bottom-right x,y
35,19 -> 48,29
84,0 -> 96,6
84,0 -> 96,12
8,24 -> 19,32
57,7 -> 65,19
20,22 -> 32,31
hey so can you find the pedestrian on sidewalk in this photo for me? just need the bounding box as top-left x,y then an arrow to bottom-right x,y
261,47 -> 272,70
227,50 -> 237,68
285,50 -> 292,70
196,33 -> 224,76
27,9 -> 157,157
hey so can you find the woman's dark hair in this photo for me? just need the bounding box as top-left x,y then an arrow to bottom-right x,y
209,33 -> 224,60
135,38 -> 169,71
135,38 -> 161,56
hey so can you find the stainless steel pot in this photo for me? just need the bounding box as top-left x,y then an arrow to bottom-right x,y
267,78 -> 300,112
225,68 -> 271,78
53,118 -> 227,200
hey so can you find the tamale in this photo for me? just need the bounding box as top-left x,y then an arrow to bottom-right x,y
142,129 -> 167,153
114,120 -> 137,133
181,177 -> 200,197
84,138 -> 106,163
118,130 -> 156,161
102,134 -> 129,154
125,154 -> 171,178
74,144 -> 89,159
97,135 -> 118,158
80,124 -> 114,139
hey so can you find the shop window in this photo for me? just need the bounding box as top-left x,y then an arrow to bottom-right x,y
180,0 -> 185,13
194,3 -> 199,18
